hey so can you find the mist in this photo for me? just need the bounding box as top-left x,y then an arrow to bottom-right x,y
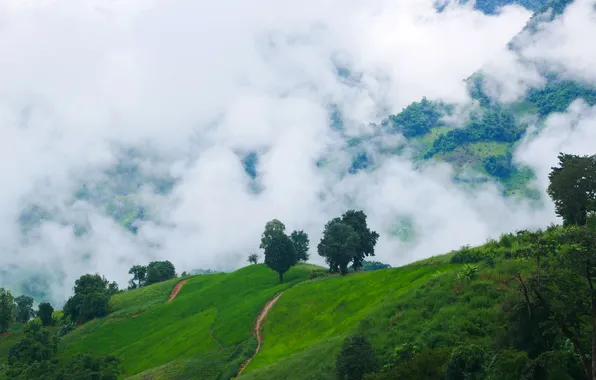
0,0 -> 594,304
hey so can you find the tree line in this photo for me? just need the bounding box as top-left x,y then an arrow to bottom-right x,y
255,209 -> 380,282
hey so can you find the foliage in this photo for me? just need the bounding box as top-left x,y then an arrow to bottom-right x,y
445,344 -> 487,380
63,274 -> 116,323
483,152 -> 514,179
455,264 -> 480,281
340,210 -> 380,270
425,109 -> 523,158
318,221 -> 360,275
336,334 -> 378,380
261,219 -> 298,283
547,153 -> 596,226
0,288 -> 15,333
383,97 -> 444,138
247,253 -> 259,264
6,321 -> 58,379
128,265 -> 147,289
37,303 -> 54,327
5,320 -> 120,380
290,230 -> 310,262
13,296 -> 34,324
359,261 -> 392,271
145,261 -> 177,286
53,353 -> 120,380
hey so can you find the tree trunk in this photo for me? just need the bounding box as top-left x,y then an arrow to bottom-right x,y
279,272 -> 284,283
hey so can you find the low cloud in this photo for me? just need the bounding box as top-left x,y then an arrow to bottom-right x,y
0,0 -> 593,304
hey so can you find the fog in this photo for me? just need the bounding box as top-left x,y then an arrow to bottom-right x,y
0,0 -> 594,304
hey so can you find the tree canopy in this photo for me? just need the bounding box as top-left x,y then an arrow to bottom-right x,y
261,219 -> 297,283
63,274 -> 118,323
547,153 -> 596,226
0,288 -> 15,333
14,295 -> 33,324
290,230 -> 310,262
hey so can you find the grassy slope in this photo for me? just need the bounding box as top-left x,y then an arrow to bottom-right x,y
241,254 -> 531,379
58,263 -> 316,378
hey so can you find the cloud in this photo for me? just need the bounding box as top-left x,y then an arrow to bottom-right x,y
1,0 -> 590,304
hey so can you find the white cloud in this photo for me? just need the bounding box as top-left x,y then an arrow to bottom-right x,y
2,0 -> 590,304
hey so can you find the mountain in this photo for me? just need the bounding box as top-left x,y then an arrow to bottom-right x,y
1,224 -> 592,379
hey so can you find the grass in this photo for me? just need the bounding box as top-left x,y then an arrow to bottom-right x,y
242,264 -> 457,375
240,256 -> 533,379
109,276 -> 194,317
58,263 -> 316,377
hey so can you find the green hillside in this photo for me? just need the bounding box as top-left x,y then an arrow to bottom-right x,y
56,263 -> 317,378
3,221 -> 596,379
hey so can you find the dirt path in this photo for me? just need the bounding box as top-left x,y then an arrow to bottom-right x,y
166,279 -> 188,303
236,292 -> 284,377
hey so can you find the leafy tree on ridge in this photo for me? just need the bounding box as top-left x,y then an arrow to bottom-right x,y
318,219 -> 360,275
248,253 -> 259,264
290,230 -> 310,262
128,265 -> 147,288
547,153 -> 596,226
261,219 -> 297,283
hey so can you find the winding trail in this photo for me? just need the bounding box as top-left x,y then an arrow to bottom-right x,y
166,279 -> 188,303
236,292 -> 284,377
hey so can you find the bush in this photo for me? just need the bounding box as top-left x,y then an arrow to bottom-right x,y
445,344 -> 486,380
455,264 -> 479,281
449,246 -> 484,264
336,334 -> 378,380
309,269 -> 328,280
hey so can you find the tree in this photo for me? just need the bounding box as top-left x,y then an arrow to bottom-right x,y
318,220 -> 360,275
248,253 -> 259,264
63,274 -> 113,323
445,345 -> 486,380
335,334 -> 378,380
339,210 -> 379,270
6,321 -> 58,379
290,230 -> 310,261
261,219 -> 297,283
14,295 -> 34,324
145,261 -> 176,285
260,219 -> 286,250
128,265 -> 147,288
547,153 -> 596,226
0,288 -> 15,333
518,227 -> 596,380
6,319 -> 120,380
37,302 -> 54,327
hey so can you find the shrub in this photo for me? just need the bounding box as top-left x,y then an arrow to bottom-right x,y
445,344 -> 486,380
449,246 -> 484,264
336,334 -> 378,380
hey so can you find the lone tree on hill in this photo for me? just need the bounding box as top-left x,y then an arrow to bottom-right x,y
547,153 -> 596,226
248,253 -> 259,264
261,219 -> 297,283
318,219 -> 360,275
290,230 -> 310,262
0,288 -> 15,333
340,210 -> 379,271
14,295 -> 34,324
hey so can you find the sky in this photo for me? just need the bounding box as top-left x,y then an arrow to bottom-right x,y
0,0 -> 595,304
